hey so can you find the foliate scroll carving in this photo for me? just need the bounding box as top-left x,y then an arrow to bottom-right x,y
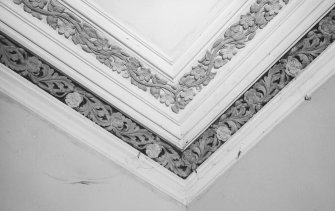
182,8 -> 335,173
13,0 -> 289,113
0,32 -> 188,178
1,6 -> 334,179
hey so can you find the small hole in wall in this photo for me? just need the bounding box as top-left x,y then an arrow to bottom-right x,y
304,95 -> 312,101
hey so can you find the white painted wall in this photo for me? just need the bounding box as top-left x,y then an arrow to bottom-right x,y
0,92 -> 185,211
1,74 -> 335,211
189,75 -> 335,211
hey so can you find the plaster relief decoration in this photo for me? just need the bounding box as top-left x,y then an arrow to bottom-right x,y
13,0 -> 289,113
1,6 -> 335,179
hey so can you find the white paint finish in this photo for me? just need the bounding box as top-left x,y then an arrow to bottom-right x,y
92,0 -> 232,60
1,0 -> 335,205
0,93 -> 186,211
69,0 -> 250,78
178,0 -> 335,147
4,0 -> 332,149
1,75 -> 334,211
0,65 -> 188,204
183,38 -> 335,204
1,40 -> 333,205
189,75 -> 335,211
0,2 -> 186,147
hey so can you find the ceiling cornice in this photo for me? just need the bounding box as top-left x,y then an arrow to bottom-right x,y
1,0 -> 335,193
12,0 -> 290,113
1,0 -> 335,204
3,0 -> 332,149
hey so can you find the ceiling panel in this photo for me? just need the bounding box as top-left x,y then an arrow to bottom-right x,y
1,0 -> 335,205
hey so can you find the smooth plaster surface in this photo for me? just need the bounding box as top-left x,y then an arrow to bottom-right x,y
189,75 -> 335,211
1,74 -> 335,211
0,92 -> 185,211
93,0 -> 231,58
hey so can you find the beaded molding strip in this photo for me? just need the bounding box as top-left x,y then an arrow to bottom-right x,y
13,0 -> 289,113
1,5 -> 334,179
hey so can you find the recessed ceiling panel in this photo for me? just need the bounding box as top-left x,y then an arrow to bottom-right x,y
92,0 -> 233,60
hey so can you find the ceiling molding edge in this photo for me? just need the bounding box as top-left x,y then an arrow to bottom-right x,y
1,33 -> 335,205
0,66 -> 188,204
11,0 -> 290,113
2,0 -> 331,149
1,3 -> 335,204
63,0 -> 250,73
0,1 -> 186,147
66,0 -> 175,66
184,42 -> 335,204
180,0 -> 335,147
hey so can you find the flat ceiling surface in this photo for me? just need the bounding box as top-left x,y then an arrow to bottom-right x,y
93,0 -> 232,60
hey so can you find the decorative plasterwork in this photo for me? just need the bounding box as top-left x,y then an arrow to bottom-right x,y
13,0 -> 289,113
1,6 -> 334,179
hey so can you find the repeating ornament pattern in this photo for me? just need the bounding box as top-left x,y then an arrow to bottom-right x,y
1,5 -> 335,179
13,0 -> 290,113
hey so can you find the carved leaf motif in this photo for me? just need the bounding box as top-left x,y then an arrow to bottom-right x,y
150,87 -> 160,98
212,38 -> 224,49
0,36 -> 74,98
179,75 -> 196,87
12,0 -> 290,113
213,58 -> 227,69
0,41 -> 27,72
117,123 -> 157,150
1,5 -> 335,178
47,0 -> 64,12
57,20 -> 75,38
131,78 -> 147,91
76,91 -> 112,127
152,74 -> 167,85
46,16 -> 58,29
202,72 -> 216,86
156,142 -> 189,178
180,88 -> 195,100
183,129 -> 222,168
160,92 -> 175,106
33,64 -> 74,97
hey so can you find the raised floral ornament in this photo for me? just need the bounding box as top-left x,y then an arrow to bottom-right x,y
216,125 -> 232,142
285,56 -> 303,77
12,0 -> 290,113
145,143 -> 162,158
65,92 -> 83,108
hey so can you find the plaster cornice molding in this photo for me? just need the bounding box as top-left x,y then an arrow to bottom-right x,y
1,30 -> 335,205
2,0 -> 331,149
0,2 -> 187,148
0,66 -> 188,203
12,0 -> 290,113
1,3 -> 335,179
69,0 -> 250,75
180,0 -> 335,147
1,4 -> 335,203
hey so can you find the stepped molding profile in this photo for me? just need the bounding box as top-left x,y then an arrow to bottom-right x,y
1,0 -> 335,204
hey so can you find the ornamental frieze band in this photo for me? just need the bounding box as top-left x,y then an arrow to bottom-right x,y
1,2 -> 334,178
13,0 -> 289,113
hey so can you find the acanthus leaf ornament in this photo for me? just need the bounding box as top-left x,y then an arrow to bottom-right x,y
2,4 -> 335,179
13,0 -> 289,113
